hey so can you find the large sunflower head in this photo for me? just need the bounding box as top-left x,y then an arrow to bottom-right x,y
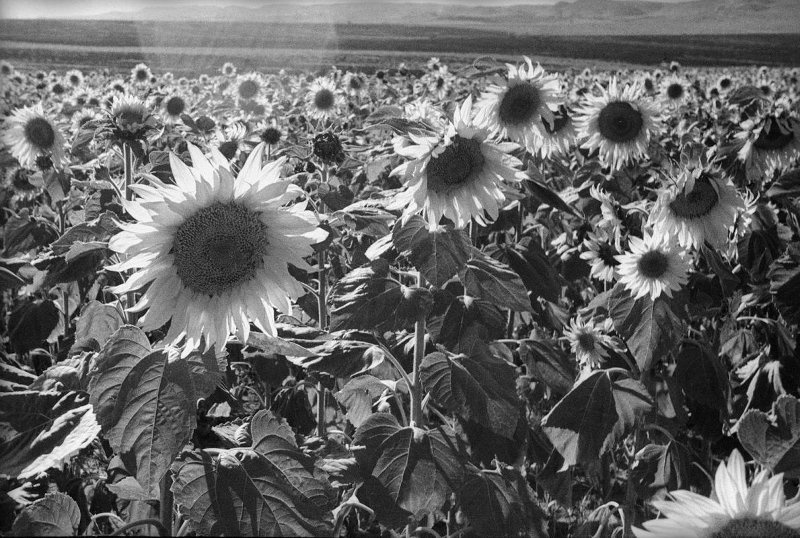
574,78 -> 661,170
107,142 -> 326,354
635,449 -> 800,538
2,103 -> 66,170
390,96 -> 526,230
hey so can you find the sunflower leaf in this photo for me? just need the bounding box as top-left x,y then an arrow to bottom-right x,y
171,410 -> 335,536
352,413 -> 466,516
738,394 -> 800,478
11,492 -> 81,537
608,283 -> 684,371
542,369 -> 652,469
0,390 -> 101,480
87,326 -> 224,499
392,215 -> 472,287
460,250 -> 533,312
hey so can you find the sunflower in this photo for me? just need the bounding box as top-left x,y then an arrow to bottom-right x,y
615,233 -> 690,300
538,105 -> 576,159
574,79 -> 661,170
234,73 -> 261,102
0,60 -> 13,76
716,74 -> 734,94
305,77 -> 345,122
474,57 -> 561,153
66,69 -> 84,88
107,142 -> 326,354
660,75 -> 689,106
635,449 -> 800,538
390,96 -> 526,230
650,166 -> 744,250
130,63 -> 152,85
162,95 -> 187,124
221,62 -> 237,77
106,94 -> 157,143
736,115 -> 800,177
563,316 -> 614,370
2,103 -> 66,169
580,232 -> 619,283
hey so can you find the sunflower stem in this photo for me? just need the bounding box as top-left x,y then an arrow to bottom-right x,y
411,271 -> 425,427
122,142 -> 138,325
316,162 -> 329,438
159,472 -> 173,536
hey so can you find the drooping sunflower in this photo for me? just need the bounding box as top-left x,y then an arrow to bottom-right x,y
474,57 -> 561,153
580,232 -> 619,283
634,449 -> 800,538
108,142 -> 326,354
650,167 -> 745,250
736,115 -> 800,177
563,316 -> 614,370
305,77 -> 345,122
574,78 -> 661,170
390,96 -> 526,230
538,105 -> 576,159
615,233 -> 690,300
2,103 -> 66,169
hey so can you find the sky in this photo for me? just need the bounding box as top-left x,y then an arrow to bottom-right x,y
0,0 -> 696,19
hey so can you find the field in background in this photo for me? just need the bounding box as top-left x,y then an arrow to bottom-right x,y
1,19 -> 799,75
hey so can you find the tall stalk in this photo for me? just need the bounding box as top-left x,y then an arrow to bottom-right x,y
160,472 -> 173,537
122,143 -> 138,324
316,162 -> 329,437
410,271 -> 425,427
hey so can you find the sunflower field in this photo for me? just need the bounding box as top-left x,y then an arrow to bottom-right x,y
1,56 -> 800,538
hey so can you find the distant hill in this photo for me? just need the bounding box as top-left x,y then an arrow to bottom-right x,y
88,0 -> 800,34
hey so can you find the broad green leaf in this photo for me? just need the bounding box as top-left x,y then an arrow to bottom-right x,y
87,326 -> 224,498
519,339 -> 575,395
247,331 -> 314,357
0,391 -> 101,479
285,339 -> 383,379
392,215 -> 471,287
608,283 -> 684,371
769,247 -> 800,324
335,375 -> 391,427
8,299 -> 60,355
427,292 -> 505,348
420,342 -> 520,440
50,211 -> 119,255
460,250 -> 532,313
172,410 -> 335,536
486,238 -> 560,303
459,467 -> 547,538
738,394 -> 800,478
542,369 -> 652,468
674,340 -> 727,409
329,260 -> 416,331
74,300 -> 124,347
11,492 -> 80,536
353,413 -> 465,516
630,442 -> 688,499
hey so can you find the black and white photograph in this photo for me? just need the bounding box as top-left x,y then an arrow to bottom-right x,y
1,0 -> 800,536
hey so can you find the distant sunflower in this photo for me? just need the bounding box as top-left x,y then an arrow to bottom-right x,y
2,103 -> 66,169
574,79 -> 661,170
716,75 -> 733,94
130,63 -> 152,85
222,62 -> 237,77
305,77 -> 345,122
390,96 -> 526,230
650,167 -> 744,250
108,142 -> 326,353
235,73 -> 261,101
660,75 -> 689,106
66,69 -> 84,87
474,57 -> 561,153
635,449 -> 800,538
0,60 -> 13,76
615,233 -> 690,300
